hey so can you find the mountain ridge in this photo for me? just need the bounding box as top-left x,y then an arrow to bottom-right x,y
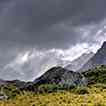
80,41 -> 106,71
65,52 -> 94,71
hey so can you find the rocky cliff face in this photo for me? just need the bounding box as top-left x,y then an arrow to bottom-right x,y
80,42 -> 106,71
66,52 -> 94,71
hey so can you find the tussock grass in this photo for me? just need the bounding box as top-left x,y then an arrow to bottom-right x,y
0,84 -> 106,106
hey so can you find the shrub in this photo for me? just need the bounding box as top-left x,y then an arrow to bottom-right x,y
73,87 -> 89,95
37,84 -> 64,93
82,65 -> 106,85
0,85 -> 20,99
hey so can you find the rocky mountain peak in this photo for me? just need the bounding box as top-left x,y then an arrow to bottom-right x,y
65,52 -> 94,71
80,41 -> 106,71
101,41 -> 106,48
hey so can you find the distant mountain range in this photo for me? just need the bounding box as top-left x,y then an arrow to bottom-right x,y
65,52 -> 94,71
0,41 -> 106,93
80,41 -> 106,71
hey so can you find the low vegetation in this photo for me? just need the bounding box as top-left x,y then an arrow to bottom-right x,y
82,65 -> 106,84
0,84 -> 106,106
0,65 -> 106,106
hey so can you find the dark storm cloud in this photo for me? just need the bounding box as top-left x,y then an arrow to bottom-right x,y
0,0 -> 106,48
0,0 -> 106,81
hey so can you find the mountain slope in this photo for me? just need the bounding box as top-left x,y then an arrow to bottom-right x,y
22,67 -> 87,91
65,52 -> 94,71
82,65 -> 106,84
80,42 -> 106,71
34,67 -> 86,86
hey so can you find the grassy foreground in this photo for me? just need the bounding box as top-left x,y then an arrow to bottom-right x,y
0,65 -> 106,106
0,84 -> 106,106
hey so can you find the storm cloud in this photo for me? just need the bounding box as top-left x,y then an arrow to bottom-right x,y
0,0 -> 105,48
0,0 -> 106,80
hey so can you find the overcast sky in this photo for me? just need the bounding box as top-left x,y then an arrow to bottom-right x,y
0,0 -> 106,81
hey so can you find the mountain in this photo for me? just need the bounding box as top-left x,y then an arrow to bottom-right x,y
21,65 -> 106,92
0,66 -> 86,91
22,67 -> 87,91
65,52 -> 94,71
0,65 -> 105,100
80,42 -> 106,71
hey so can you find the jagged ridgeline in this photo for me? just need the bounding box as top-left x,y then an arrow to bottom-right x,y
80,42 -> 106,71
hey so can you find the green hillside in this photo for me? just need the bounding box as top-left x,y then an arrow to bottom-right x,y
82,65 -> 106,84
